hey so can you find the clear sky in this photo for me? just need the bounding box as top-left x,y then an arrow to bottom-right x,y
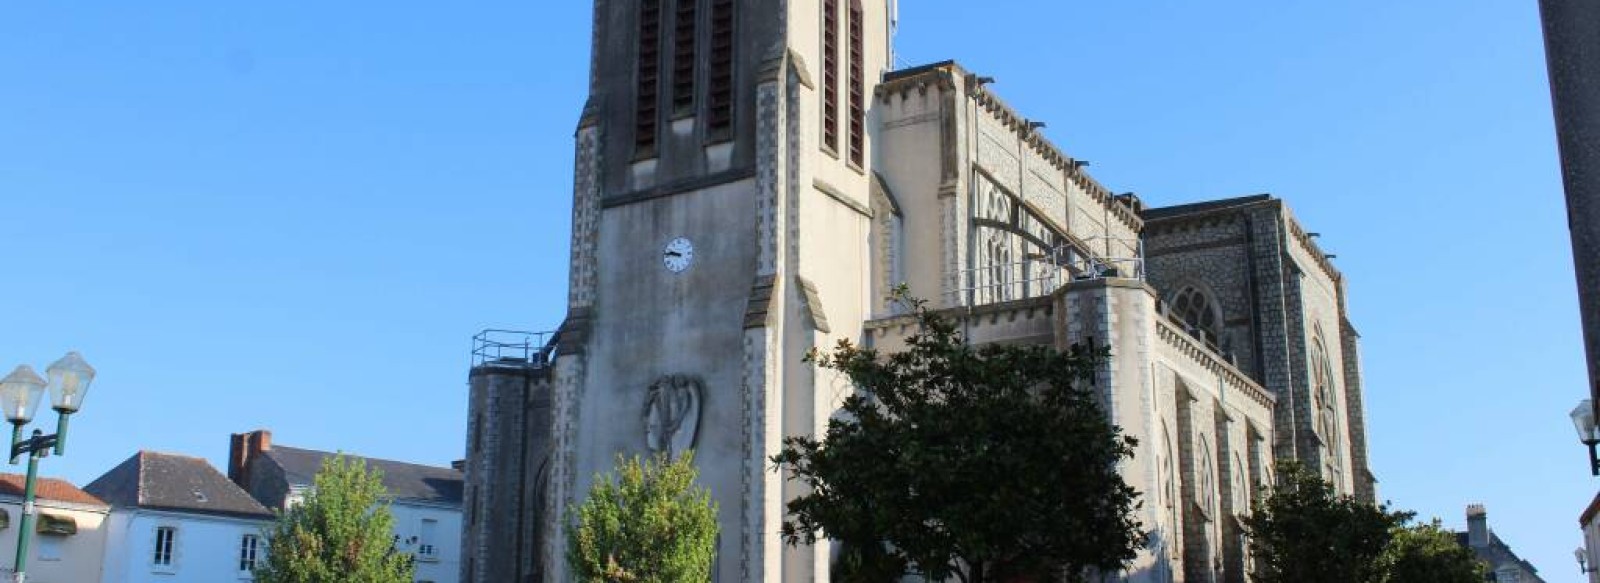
0,1 -> 1586,579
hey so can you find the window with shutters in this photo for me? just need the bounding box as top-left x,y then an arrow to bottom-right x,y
636,0 -> 663,156
671,0 -> 697,116
707,0 -> 735,139
821,0 -> 839,153
847,0 -> 865,167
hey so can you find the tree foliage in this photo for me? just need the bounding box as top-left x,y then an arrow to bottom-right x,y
1378,520 -> 1486,583
254,455 -> 414,583
567,452 -> 719,583
773,293 -> 1146,583
1243,461 -> 1413,583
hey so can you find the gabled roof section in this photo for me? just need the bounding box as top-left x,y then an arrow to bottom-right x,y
0,473 -> 106,508
1455,531 -> 1546,581
262,446 -> 463,506
85,452 -> 272,519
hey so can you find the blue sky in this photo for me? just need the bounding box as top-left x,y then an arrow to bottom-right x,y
0,1 -> 1586,579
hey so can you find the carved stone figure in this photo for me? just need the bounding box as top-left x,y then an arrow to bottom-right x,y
644,375 -> 702,458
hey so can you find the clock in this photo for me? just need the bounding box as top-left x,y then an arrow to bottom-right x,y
663,237 -> 694,273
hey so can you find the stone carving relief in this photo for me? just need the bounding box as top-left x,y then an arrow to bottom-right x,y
644,375 -> 703,458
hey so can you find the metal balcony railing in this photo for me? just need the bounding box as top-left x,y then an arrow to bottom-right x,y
950,236 -> 1145,308
471,329 -> 558,368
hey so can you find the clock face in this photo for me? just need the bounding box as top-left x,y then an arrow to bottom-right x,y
663,237 -> 694,273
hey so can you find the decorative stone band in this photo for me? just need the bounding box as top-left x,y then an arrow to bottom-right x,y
1156,317 -> 1276,410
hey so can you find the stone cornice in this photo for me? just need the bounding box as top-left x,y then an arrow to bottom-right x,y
873,62 -> 1143,234
1143,197 -> 1344,285
1156,316 -> 1275,411
1285,212 -> 1343,284
966,79 -> 1143,234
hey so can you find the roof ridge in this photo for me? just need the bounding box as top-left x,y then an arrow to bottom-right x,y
273,444 -> 457,472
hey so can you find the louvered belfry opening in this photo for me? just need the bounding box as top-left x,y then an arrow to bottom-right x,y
672,0 -> 698,115
707,0 -> 735,139
822,0 -> 840,152
637,0 -> 663,155
848,0 -> 865,166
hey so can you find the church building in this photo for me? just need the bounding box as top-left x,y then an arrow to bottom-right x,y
460,2 -> 1376,582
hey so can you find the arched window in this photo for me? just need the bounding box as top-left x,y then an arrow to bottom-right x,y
1197,436 -> 1217,518
1232,452 -> 1249,516
1162,423 -> 1179,548
1170,287 -> 1220,345
985,233 -> 1012,302
1311,336 -> 1343,488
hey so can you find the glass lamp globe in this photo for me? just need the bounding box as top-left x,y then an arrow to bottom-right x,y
46,352 -> 94,414
1574,399 -> 1598,444
0,366 -> 47,425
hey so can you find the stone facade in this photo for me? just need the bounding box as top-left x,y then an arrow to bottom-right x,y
461,361 -> 553,583
1143,196 -> 1375,500
464,3 -> 1375,582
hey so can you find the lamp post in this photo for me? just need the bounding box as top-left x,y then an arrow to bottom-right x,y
1573,399 -> 1600,476
0,353 -> 94,583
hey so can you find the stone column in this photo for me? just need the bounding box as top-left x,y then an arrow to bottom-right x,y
1539,0 -> 1600,403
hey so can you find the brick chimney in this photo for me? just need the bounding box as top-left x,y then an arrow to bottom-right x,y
1466,504 -> 1489,548
228,429 -> 272,489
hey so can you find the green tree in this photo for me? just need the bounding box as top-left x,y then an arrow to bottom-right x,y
773,293 -> 1146,583
254,455 -> 414,583
1244,461 -> 1411,583
1379,520 -> 1486,583
567,452 -> 720,583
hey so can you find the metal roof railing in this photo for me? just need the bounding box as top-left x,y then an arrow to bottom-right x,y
471,329 -> 558,369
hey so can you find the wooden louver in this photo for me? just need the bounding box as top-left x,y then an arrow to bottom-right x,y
637,0 -> 663,154
672,0 -> 697,114
822,0 -> 840,152
848,0 -> 865,166
707,0 -> 735,138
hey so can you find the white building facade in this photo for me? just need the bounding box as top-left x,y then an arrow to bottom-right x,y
99,508 -> 268,583
85,451 -> 273,583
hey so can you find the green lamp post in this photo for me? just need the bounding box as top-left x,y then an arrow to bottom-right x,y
0,352 -> 95,583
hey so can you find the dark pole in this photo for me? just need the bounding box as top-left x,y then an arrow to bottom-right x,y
1539,0 -> 1600,415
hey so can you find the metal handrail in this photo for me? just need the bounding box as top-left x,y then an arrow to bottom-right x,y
950,237 -> 1146,307
471,329 -> 558,368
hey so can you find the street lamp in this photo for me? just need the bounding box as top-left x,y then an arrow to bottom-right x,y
1572,399 -> 1600,476
0,352 -> 94,583
1579,546 -> 1596,574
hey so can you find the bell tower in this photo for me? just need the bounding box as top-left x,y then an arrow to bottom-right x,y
548,1 -> 895,582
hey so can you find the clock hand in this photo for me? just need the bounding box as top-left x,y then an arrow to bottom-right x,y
665,251 -> 683,257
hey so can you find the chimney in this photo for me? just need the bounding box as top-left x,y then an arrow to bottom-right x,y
228,429 -> 273,489
1466,504 -> 1489,548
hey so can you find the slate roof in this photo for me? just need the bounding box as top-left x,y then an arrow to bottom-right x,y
0,473 -> 106,507
1141,194 -> 1274,221
1455,532 -> 1545,582
85,451 -> 272,519
261,445 -> 462,506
